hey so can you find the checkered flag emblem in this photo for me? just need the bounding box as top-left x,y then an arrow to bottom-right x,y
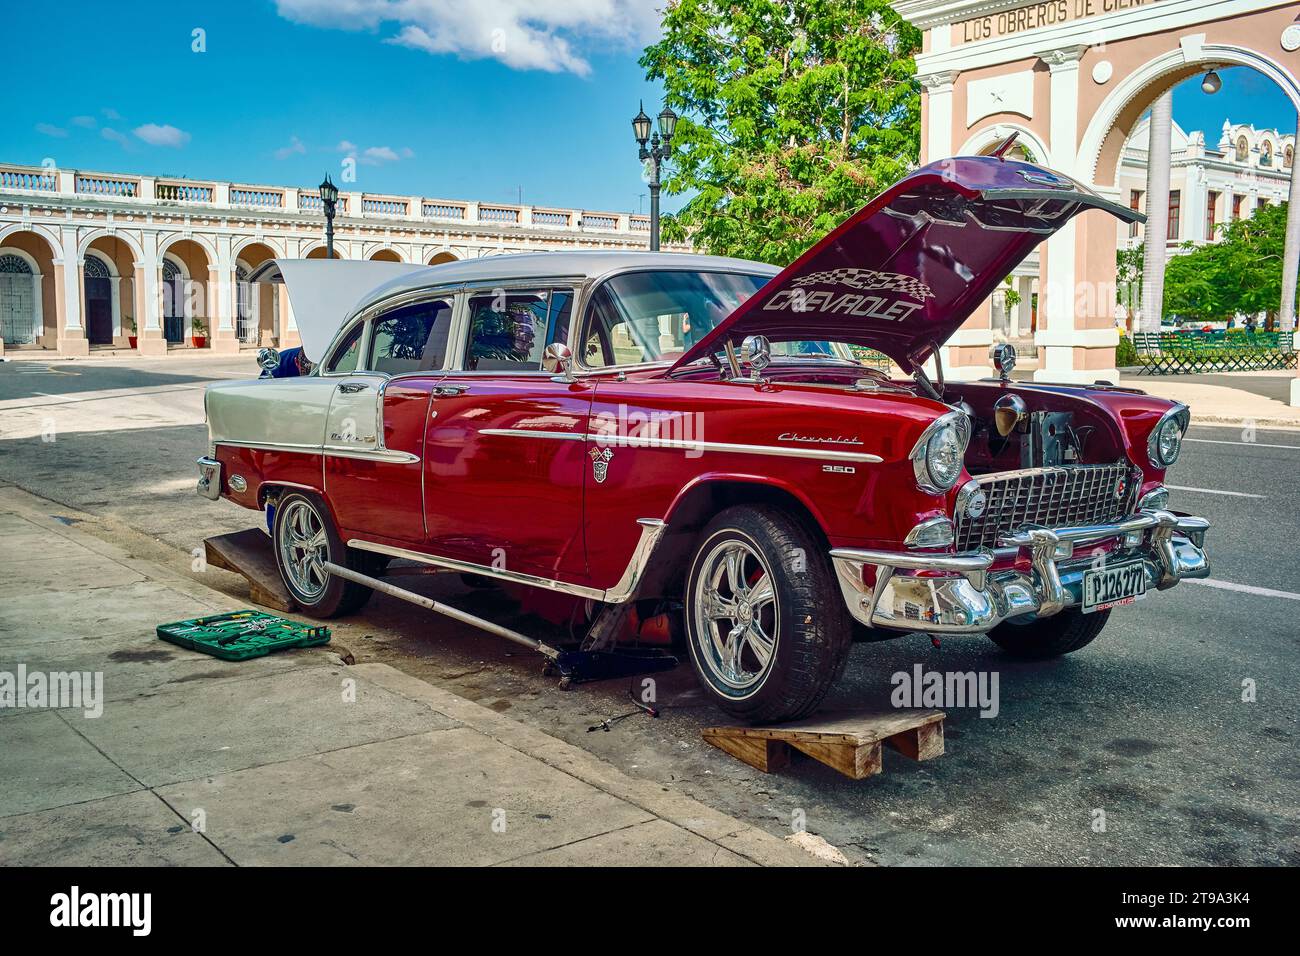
790,268 -> 934,301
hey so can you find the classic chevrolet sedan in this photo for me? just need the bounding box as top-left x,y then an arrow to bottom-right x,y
200,154 -> 1211,722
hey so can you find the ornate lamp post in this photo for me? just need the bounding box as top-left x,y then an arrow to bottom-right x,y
632,101 -> 677,251
318,174 -> 339,259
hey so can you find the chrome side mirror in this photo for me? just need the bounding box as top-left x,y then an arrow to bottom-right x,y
991,343 -> 1017,382
740,334 -> 772,374
993,392 -> 1028,437
542,342 -> 576,383
257,347 -> 281,373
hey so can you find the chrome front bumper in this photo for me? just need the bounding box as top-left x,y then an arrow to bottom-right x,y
830,510 -> 1210,634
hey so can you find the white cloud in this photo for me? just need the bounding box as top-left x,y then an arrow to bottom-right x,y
359,144 -> 414,164
336,139 -> 358,152
35,123 -> 68,138
275,135 -> 308,159
134,123 -> 192,148
274,0 -> 661,76
102,107 -> 122,121
102,128 -> 131,148
71,115 -> 98,129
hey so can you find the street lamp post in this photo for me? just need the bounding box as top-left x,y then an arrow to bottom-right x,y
318,174 -> 339,259
632,101 -> 677,251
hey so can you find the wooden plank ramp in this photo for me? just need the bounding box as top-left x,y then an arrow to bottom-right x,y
204,529 -> 296,613
703,709 -> 945,780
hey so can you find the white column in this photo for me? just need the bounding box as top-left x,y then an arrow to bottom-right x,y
1279,116 -> 1300,332
1033,46 -> 1088,382
1140,91 -> 1173,333
59,226 -> 81,332
1017,275 -> 1033,339
919,71 -> 958,161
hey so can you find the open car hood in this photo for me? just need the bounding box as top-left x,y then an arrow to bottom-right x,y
247,258 -> 427,362
668,156 -> 1143,373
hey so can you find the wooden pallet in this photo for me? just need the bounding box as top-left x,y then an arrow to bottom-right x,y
703,709 -> 945,780
204,529 -> 296,612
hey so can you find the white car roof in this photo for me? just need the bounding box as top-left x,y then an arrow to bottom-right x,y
252,251 -> 778,363
352,250 -> 779,312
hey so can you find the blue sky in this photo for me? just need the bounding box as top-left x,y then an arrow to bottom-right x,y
1,1 -> 1295,214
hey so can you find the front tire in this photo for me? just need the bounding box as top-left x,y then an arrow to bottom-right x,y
986,608 -> 1111,659
273,492 -> 373,618
684,505 -> 851,724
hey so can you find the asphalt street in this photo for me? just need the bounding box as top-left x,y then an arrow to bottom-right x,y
1,354 -> 1296,866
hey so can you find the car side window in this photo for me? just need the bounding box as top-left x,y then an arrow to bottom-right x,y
464,288 -> 573,372
581,285 -> 649,368
326,322 -> 364,374
368,299 -> 453,375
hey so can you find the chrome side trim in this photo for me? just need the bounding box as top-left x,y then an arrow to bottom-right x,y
213,439 -> 419,465
586,433 -> 883,463
604,519 -> 668,602
347,517 -> 668,604
479,428 -> 585,442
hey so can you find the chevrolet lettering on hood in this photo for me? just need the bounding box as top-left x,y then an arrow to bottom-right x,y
763,269 -> 934,323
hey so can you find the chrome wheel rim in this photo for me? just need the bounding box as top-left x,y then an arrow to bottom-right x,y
278,499 -> 329,599
692,536 -> 779,693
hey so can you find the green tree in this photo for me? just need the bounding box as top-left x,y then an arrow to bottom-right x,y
641,0 -> 922,265
1160,201 -> 1294,326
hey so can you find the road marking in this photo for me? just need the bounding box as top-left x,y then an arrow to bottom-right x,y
1167,484 -> 1265,499
1184,578 -> 1300,602
1185,437 -> 1300,451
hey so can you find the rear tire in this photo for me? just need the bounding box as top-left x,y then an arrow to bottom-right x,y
684,505 -> 851,724
273,492 -> 373,618
986,608 -> 1110,659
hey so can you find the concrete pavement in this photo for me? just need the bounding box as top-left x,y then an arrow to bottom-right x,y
0,484 -> 823,867
1118,369 -> 1300,428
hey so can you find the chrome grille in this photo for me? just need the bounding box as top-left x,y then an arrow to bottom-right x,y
955,463 -> 1138,551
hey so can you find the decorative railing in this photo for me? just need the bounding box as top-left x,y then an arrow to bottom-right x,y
422,201 -> 466,220
0,163 -> 677,244
75,174 -> 139,197
533,209 -> 572,228
479,205 -> 520,224
231,186 -> 284,208
362,196 -> 409,216
156,181 -> 214,203
0,169 -> 57,192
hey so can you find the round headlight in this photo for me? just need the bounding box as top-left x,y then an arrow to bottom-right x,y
927,421 -> 965,489
911,411 -> 971,494
1157,417 -> 1182,466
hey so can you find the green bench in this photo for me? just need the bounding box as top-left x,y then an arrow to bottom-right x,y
1130,330 -> 1296,375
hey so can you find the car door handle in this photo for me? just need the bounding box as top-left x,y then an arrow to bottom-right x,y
434,384 -> 469,397
338,382 -> 370,393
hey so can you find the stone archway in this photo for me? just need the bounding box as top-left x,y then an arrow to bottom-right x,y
0,248 -> 42,346
2,227 -> 63,350
233,241 -> 279,346
427,250 -> 458,265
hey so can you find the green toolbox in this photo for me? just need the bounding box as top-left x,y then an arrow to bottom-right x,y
157,610 -> 331,661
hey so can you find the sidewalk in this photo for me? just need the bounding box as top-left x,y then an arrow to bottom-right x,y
0,484 -> 822,867
1118,370 -> 1300,429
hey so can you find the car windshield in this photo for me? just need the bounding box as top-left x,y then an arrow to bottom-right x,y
580,270 -> 861,368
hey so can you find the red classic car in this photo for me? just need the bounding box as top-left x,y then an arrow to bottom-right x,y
199,154 -> 1210,723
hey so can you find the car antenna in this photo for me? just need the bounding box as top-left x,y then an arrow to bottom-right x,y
991,131 -> 1021,160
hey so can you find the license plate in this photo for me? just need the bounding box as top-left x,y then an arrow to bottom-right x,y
1081,561 -> 1146,613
